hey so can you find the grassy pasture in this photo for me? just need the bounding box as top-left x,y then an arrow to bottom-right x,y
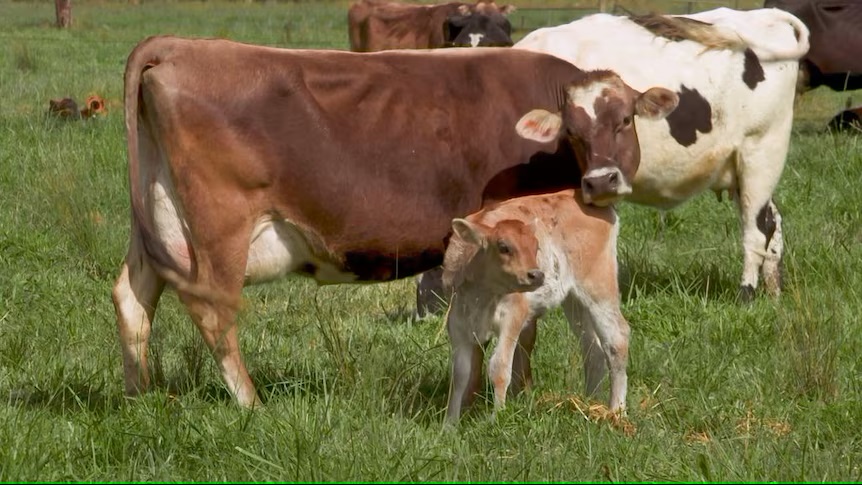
1,0 -> 861,481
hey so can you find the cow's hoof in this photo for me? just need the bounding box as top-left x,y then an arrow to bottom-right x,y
737,284 -> 756,303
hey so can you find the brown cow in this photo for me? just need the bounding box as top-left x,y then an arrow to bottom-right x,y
443,189 -> 627,424
348,0 -> 515,52
765,0 -> 862,91
112,36 -> 678,408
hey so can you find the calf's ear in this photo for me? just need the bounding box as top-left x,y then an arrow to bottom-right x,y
516,109 -> 563,143
452,218 -> 488,247
635,87 -> 679,120
500,4 -> 516,15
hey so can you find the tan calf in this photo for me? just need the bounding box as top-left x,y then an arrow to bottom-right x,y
444,189 -> 629,424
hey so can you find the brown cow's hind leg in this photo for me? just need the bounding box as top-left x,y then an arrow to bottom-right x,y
112,233 -> 165,396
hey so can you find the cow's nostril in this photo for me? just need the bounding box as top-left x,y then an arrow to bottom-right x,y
583,179 -> 594,192
527,269 -> 545,285
608,172 -> 619,184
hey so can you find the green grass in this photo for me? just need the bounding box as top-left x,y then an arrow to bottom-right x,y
2,0 -> 862,481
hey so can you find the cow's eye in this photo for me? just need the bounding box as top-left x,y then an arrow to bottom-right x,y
497,240 -> 511,255
622,116 -> 633,128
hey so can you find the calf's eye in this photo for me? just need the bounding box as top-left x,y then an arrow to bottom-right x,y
497,240 -> 511,255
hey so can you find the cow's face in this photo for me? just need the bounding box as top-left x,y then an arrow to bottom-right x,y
446,2 -> 515,48
516,74 -> 679,207
452,217 -> 545,293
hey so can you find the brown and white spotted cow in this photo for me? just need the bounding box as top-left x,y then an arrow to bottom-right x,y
443,189 -> 627,424
348,0 -> 515,52
513,8 -> 810,302
112,36 -> 677,408
416,8 -> 810,317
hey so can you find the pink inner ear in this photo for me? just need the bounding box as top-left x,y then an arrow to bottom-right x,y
524,119 -> 537,129
541,128 -> 551,137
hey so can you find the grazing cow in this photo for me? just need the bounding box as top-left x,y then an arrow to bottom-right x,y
112,35 -> 678,408
347,0 -> 515,52
444,189 -> 628,424
765,0 -> 862,91
512,7 -> 810,304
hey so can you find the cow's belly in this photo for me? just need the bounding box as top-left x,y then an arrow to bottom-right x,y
150,171 -> 358,286
245,218 -> 358,286
627,143 -> 737,209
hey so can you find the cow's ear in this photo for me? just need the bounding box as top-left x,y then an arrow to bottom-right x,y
452,218 -> 487,247
457,4 -> 471,16
500,4 -> 516,15
635,87 -> 679,120
516,109 -> 563,143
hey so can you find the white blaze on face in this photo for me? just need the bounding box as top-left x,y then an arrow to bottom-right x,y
566,79 -> 620,121
469,33 -> 484,47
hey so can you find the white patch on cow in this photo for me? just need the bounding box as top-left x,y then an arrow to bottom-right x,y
150,162 -> 192,273
566,81 -> 614,121
245,217 -> 358,285
584,166 -> 632,197
469,33 -> 484,47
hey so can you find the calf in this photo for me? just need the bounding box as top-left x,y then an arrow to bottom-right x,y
444,189 -> 628,423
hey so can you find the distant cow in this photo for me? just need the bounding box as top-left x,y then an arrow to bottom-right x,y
444,189 -> 628,424
513,7 -> 811,304
828,102 -> 862,132
348,0 -> 515,51
765,0 -> 862,91
112,36 -> 678,408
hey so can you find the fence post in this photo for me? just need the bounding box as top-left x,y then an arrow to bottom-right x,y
55,0 -> 72,28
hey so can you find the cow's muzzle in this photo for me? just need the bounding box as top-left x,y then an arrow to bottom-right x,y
517,268 -> 545,290
582,167 -> 630,206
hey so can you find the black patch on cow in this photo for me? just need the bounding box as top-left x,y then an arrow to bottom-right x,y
742,48 -> 765,90
737,284 -> 756,303
664,86 -> 712,147
344,249 -> 444,282
756,202 -> 777,244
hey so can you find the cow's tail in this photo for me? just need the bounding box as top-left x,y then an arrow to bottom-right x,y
742,9 -> 811,62
123,37 -> 240,309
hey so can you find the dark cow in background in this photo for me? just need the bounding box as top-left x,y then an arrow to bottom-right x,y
348,0 -> 515,51
113,37 -> 678,408
765,0 -> 862,91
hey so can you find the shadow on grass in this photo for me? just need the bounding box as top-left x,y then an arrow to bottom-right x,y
617,254 -> 744,304
5,382 -> 125,415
